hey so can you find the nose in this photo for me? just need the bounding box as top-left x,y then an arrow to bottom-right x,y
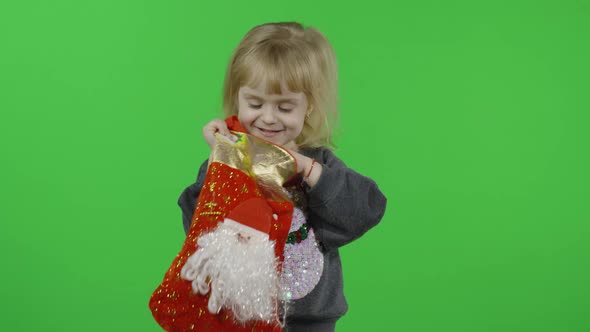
260,106 -> 276,124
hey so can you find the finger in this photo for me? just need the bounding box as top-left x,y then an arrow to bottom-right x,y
202,119 -> 227,147
215,121 -> 230,136
225,133 -> 238,142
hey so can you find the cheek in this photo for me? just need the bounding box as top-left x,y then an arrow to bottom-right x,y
237,108 -> 254,125
287,114 -> 306,132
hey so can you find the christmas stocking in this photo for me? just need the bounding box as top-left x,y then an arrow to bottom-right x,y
149,123 -> 296,332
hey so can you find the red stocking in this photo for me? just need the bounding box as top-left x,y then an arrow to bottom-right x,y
149,129 -> 296,332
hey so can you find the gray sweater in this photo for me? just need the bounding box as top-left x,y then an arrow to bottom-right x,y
178,147 -> 387,331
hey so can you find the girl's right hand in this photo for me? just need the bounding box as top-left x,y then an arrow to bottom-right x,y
202,119 -> 237,149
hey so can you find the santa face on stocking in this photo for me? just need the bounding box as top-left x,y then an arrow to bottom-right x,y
180,198 -> 281,324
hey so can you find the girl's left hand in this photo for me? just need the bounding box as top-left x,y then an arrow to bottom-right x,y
283,148 -> 322,188
285,149 -> 312,175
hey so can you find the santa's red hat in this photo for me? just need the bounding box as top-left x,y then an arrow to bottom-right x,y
224,198 -> 277,237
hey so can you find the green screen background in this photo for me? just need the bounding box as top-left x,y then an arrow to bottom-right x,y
1,0 -> 589,331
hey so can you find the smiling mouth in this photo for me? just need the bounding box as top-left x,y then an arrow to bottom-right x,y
256,127 -> 283,137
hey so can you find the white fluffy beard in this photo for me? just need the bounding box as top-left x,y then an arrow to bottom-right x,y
180,221 -> 280,324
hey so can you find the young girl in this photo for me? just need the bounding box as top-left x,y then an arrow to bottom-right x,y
178,22 -> 387,331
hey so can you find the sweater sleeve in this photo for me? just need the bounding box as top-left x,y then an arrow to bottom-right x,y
304,149 -> 387,251
178,159 -> 209,235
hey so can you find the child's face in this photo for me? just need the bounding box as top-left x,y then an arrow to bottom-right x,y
237,82 -> 308,150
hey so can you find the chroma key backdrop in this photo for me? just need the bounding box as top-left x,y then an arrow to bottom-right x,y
0,0 -> 588,331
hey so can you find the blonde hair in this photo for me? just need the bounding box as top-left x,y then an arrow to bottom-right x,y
222,22 -> 338,149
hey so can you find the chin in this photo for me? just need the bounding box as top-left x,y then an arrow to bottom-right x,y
266,138 -> 287,147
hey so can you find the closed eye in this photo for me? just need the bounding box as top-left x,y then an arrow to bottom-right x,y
248,104 -> 262,109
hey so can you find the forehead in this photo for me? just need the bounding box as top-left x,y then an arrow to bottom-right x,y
239,83 -> 305,102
